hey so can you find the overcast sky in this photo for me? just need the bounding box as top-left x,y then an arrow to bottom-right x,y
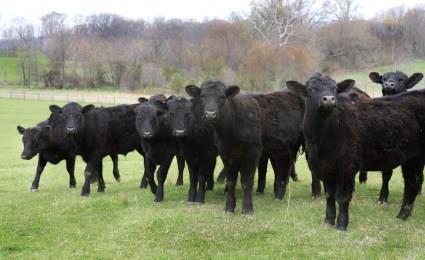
0,0 -> 423,27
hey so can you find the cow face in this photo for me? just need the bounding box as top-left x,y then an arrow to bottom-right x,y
166,96 -> 192,137
186,80 -> 239,122
17,125 -> 50,160
135,101 -> 167,139
49,102 -> 94,136
287,73 -> 355,114
369,71 -> 424,96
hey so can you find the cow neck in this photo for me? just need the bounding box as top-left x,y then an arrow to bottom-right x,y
213,98 -> 239,142
303,103 -> 345,149
187,99 -> 210,139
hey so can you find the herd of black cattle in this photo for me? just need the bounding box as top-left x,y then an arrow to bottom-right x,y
17,70 -> 425,231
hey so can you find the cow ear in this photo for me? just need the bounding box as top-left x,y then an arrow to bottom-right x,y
138,97 -> 148,103
405,73 -> 424,89
337,80 -> 355,93
185,85 -> 201,98
167,95 -> 176,101
225,85 -> 240,98
82,104 -> 94,114
49,105 -> 62,114
286,81 -> 307,97
17,125 -> 25,135
369,72 -> 382,84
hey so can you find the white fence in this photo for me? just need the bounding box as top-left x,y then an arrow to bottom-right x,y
0,91 -> 145,105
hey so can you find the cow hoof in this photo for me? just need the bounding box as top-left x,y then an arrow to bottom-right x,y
324,218 -> 335,226
31,188 -> 38,192
274,196 -> 283,201
81,192 -> 90,197
175,181 -> 183,187
396,212 -> 410,220
242,208 -> 253,215
97,188 -> 105,193
336,225 -> 347,231
195,199 -> 205,204
312,194 -> 321,200
224,208 -> 235,213
377,200 -> 388,205
291,176 -> 299,182
115,177 -> 121,183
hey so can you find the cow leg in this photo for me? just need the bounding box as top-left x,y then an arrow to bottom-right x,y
66,156 -> 76,188
187,164 -> 198,202
144,157 -> 157,194
31,156 -> 47,192
176,155 -> 185,186
217,167 -> 226,183
397,158 -> 423,220
311,172 -> 322,199
416,171 -> 423,195
110,154 -> 120,182
196,155 -> 216,203
154,157 -> 173,202
256,156 -> 268,194
81,160 -> 98,196
96,160 -> 106,192
205,155 -> 216,191
224,165 -> 238,213
359,170 -> 368,184
335,176 -> 354,231
240,159 -> 257,214
272,155 -> 292,200
290,166 -> 299,182
378,170 -> 393,204
323,179 -> 336,226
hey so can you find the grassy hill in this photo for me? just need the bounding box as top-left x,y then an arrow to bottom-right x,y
0,55 -> 49,84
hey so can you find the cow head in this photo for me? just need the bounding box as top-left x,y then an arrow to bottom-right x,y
369,71 -> 423,96
286,73 -> 355,115
17,124 -> 51,160
49,102 -> 94,136
135,100 -> 168,139
186,80 -> 239,122
166,96 -> 192,137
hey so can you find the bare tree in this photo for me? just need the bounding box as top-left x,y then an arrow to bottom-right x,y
41,12 -> 69,88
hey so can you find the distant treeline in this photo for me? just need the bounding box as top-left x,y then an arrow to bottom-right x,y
1,0 -> 425,91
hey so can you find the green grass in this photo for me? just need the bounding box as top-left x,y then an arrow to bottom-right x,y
1,99 -> 425,259
337,59 -> 425,97
0,55 -> 49,83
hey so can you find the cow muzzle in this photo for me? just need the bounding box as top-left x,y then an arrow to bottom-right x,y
66,127 -> 77,135
321,96 -> 336,107
205,110 -> 218,121
175,129 -> 185,137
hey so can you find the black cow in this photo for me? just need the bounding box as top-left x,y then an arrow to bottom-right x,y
135,98 -> 179,202
166,96 -> 217,203
17,120 -> 121,191
186,80 -> 305,214
364,71 -> 425,203
48,102 -> 145,196
287,73 -> 425,230
138,95 -> 186,188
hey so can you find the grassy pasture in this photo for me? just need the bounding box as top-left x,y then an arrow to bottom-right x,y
1,98 -> 425,259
